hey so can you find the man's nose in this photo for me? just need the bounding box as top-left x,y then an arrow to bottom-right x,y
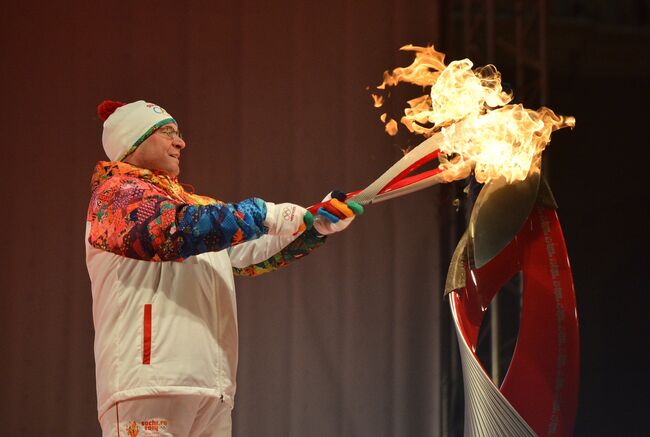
173,137 -> 186,149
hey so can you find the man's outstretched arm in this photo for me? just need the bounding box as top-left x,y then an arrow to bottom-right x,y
87,176 -> 268,262
230,228 -> 327,277
230,193 -> 363,276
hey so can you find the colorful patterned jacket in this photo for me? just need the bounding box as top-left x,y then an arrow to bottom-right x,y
87,161 -> 326,275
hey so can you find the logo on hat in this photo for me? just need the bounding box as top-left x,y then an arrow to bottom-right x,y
146,103 -> 167,114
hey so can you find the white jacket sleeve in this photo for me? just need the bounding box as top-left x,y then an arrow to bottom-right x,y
227,233 -> 299,268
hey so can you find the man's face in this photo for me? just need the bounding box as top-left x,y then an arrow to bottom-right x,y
124,123 -> 186,176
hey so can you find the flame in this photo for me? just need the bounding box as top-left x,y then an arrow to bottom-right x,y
375,45 -> 575,183
380,113 -> 398,135
378,44 -> 446,89
385,119 -> 398,136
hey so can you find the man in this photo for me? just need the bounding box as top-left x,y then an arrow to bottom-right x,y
85,100 -> 362,436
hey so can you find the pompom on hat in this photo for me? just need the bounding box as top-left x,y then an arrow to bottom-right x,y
98,99 -> 177,161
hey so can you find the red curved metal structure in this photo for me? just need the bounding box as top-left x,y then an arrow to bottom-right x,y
449,206 -> 579,436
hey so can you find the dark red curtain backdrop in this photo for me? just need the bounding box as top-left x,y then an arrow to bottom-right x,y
0,2 -> 446,436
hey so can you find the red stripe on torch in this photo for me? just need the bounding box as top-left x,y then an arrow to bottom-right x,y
307,151 -> 442,214
143,304 -> 152,365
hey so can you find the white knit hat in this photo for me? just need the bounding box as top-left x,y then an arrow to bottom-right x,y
98,100 -> 177,161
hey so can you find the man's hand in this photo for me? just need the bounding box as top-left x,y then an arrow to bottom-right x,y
313,191 -> 364,235
264,202 -> 312,236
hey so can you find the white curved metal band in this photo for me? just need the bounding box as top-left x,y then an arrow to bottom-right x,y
450,297 -> 537,437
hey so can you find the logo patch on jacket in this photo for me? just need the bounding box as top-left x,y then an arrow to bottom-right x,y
126,421 -> 140,437
124,418 -> 170,436
142,418 -> 169,432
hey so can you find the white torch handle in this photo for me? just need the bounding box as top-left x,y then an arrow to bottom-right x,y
351,131 -> 445,205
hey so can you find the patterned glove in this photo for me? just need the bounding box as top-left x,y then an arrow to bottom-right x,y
264,202 -> 311,236
313,191 -> 364,235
